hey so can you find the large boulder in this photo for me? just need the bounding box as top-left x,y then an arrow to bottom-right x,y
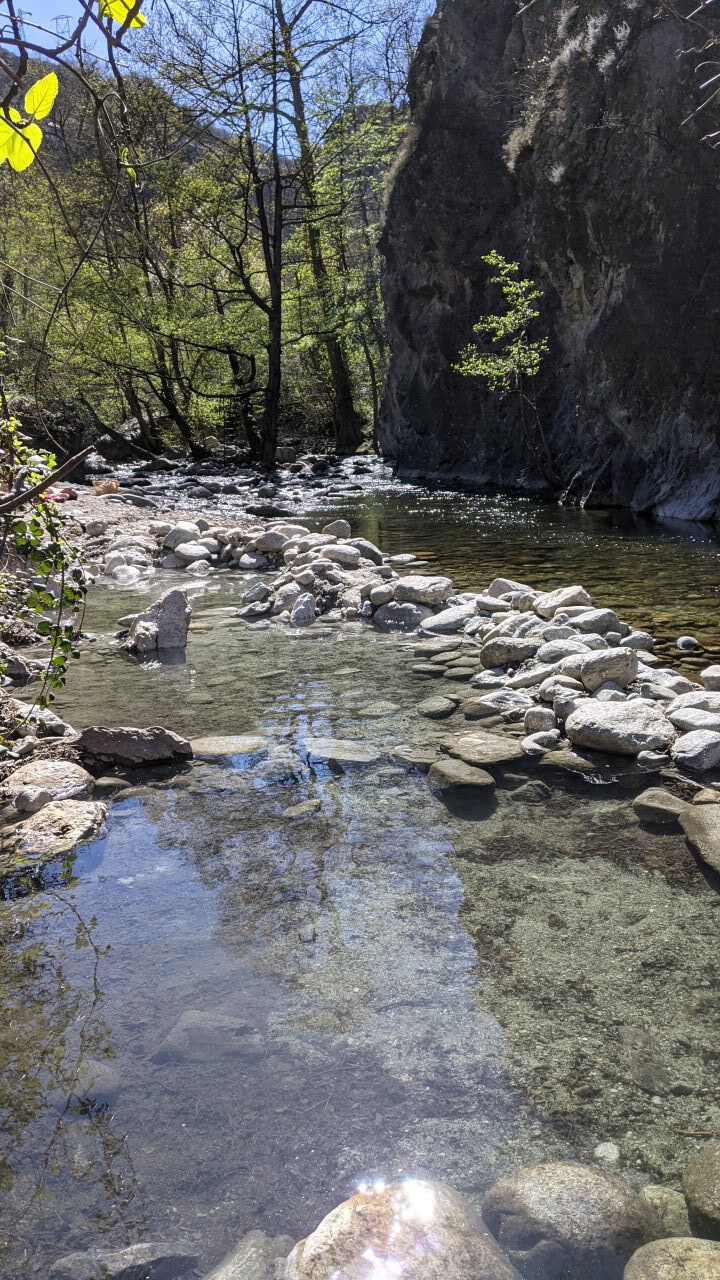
283,1179 -> 521,1280
123,588 -> 191,654
373,601 -> 433,632
75,725 -> 192,768
534,586 -> 592,618
624,1238 -> 720,1279
671,730 -> 720,772
163,521 -> 201,550
565,702 -> 675,756
683,1141 -> 720,1239
482,1162 -> 662,1280
420,603 -> 478,634
580,648 -> 638,693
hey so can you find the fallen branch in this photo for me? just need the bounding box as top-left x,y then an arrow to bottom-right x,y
0,446 -> 93,515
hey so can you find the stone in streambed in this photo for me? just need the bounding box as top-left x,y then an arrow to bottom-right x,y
581,647 -> 638,693
534,585 -> 591,617
284,1178 -> 521,1280
203,1230 -> 294,1280
421,602 -> 477,634
444,730 -> 526,767
1,759 -> 94,809
701,665 -> 720,690
480,637 -> 542,668
418,695 -> 459,719
394,574 -> 454,605
640,1185 -> 691,1238
282,799 -> 321,820
7,800 -> 107,860
683,1141 -> 720,1239
482,1161 -> 662,1280
374,601 -> 433,632
390,744 -> 440,769
632,788 -> 689,824
672,730 -> 720,771
304,738 -> 381,765
49,1241 -> 199,1280
76,726 -> 192,768
428,757 -> 496,792
624,1238 -> 720,1279
565,702 -> 675,756
151,1009 -> 265,1065
123,587 -> 191,653
191,735 -> 269,758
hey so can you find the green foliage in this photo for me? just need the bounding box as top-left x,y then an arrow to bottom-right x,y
455,251 -> 548,396
0,72 -> 58,171
0,413 -> 86,709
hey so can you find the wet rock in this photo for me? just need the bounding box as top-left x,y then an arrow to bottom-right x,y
283,1178 -> 521,1280
420,602 -> 477,634
522,729 -> 561,756
683,1141 -> 720,1239
290,593 -> 316,626
394,574 -> 454,606
49,1240 -> 199,1280
581,648 -> 639,693
203,1230 -> 294,1280
1,759 -> 94,809
624,1237 -> 720,1279
565,702 -> 676,756
417,695 -> 458,720
640,1186 -> 692,1238
701,666 -> 720,691
191,735 -> 269,758
677,635 -> 703,652
534,585 -> 592,618
390,744 -> 440,769
76,726 -> 192,768
304,737 -> 381,765
428,757 -> 496,792
463,689 -> 533,720
173,540 -> 212,565
355,700 -> 400,718
373,601 -> 433,632
482,1162 -> 662,1280
444,729 -> 526,766
8,799 -> 107,859
123,588 -> 191,653
671,730 -> 720,771
151,1009 -> 265,1065
632,788 -> 689,825
72,1057 -> 123,1109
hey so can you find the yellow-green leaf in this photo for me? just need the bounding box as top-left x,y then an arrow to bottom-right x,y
7,122 -> 43,171
24,72 -> 58,120
0,110 -> 20,164
99,0 -> 146,26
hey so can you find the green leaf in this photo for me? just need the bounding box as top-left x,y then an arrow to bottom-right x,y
6,121 -> 43,172
24,73 -> 58,121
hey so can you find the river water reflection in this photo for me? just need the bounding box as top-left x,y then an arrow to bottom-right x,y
1,479 -> 719,1277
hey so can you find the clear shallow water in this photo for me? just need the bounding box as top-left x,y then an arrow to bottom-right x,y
1,481 -> 720,1277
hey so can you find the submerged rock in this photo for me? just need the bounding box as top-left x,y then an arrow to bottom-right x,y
151,1009 -> 265,1065
428,757 -> 496,792
444,729 -> 526,767
203,1230 -> 294,1280
283,1178 -> 521,1280
624,1237 -> 720,1279
191,735 -> 269,758
680,808 -> 720,875
683,1141 -> 720,1239
304,738 -> 381,766
632,788 -> 689,825
49,1240 -> 199,1280
482,1162 -> 662,1280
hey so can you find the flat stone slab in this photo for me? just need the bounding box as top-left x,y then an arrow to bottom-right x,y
565,701 -> 675,756
49,1240 -> 199,1280
390,744 -> 440,770
680,806 -> 720,875
632,787 -> 689,825
191,735 -> 269,758
418,696 -> 459,720
304,738 -> 381,765
428,758 -> 496,792
443,730 -> 526,767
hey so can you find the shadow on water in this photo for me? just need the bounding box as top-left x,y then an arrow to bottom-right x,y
1,481 -> 719,1275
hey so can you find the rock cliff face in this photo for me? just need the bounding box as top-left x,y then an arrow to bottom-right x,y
379,0 -> 720,519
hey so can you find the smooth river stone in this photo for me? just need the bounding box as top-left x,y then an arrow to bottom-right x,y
390,744 -> 440,769
394,574 -> 454,605
680,807 -> 720,875
1,758 -> 94,807
632,787 -> 689,825
443,730 -> 526,767
428,758 -> 496,792
482,1162 -> 662,1280
304,738 -> 381,765
191,735 -> 269,758
49,1240 -> 199,1280
204,1230 -> 295,1280
283,1178 -> 521,1280
624,1237 -> 720,1279
417,695 -> 459,720
8,800 -> 107,860
683,1140 -> 720,1239
565,701 -> 676,756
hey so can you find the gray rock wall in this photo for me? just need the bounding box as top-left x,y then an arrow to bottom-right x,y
379,0 -> 720,519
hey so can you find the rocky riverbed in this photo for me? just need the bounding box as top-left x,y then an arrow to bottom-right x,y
1,462 -> 720,1279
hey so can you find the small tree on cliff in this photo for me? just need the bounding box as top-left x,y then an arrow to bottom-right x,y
455,251 -> 553,482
